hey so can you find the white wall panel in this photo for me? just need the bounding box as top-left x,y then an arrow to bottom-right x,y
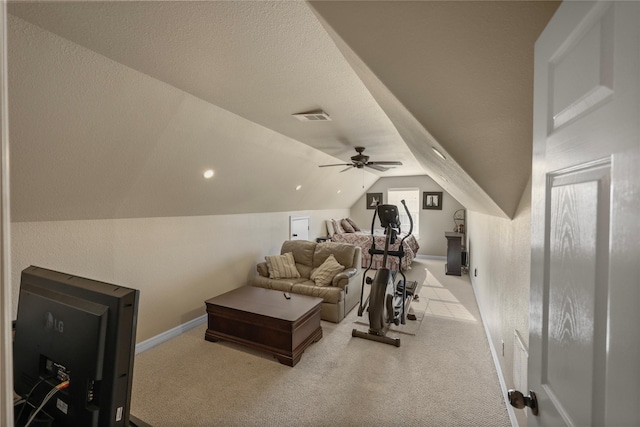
349,175 -> 464,257
10,208 -> 347,342
466,179 -> 532,427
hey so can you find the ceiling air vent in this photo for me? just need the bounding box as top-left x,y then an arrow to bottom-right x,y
292,110 -> 331,122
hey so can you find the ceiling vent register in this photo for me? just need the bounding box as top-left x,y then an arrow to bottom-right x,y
292,111 -> 331,121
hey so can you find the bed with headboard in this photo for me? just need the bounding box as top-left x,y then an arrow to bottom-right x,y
326,218 -> 419,271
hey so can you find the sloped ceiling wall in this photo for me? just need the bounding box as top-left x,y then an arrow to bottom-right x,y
309,1 -> 559,218
8,11 -> 380,221
7,1 -> 558,222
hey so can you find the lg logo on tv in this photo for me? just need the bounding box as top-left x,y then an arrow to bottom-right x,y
44,312 -> 64,333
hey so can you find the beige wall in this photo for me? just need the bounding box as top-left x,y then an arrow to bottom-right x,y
10,208 -> 347,342
349,175 -> 465,256
466,178 -> 532,427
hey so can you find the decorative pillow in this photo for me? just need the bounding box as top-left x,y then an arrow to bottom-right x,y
345,217 -> 361,232
265,252 -> 300,279
332,219 -> 345,234
310,254 -> 344,287
341,218 -> 355,233
326,220 -> 335,237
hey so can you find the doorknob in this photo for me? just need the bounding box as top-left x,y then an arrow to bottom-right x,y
508,389 -> 539,416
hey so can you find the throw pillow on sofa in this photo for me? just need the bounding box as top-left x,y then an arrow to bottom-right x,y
310,254 -> 344,287
265,252 -> 300,279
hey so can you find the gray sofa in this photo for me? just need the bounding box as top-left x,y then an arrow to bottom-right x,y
252,240 -> 362,323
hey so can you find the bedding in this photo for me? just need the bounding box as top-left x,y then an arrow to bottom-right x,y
330,229 -> 419,271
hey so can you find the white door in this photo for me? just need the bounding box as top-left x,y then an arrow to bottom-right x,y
289,216 -> 309,241
527,1 -> 639,426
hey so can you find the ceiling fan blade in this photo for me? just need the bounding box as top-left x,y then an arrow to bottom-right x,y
339,166 -> 354,173
367,161 -> 403,166
319,163 -> 352,168
365,163 -> 390,172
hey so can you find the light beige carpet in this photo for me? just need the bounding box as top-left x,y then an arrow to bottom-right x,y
130,258 -> 510,426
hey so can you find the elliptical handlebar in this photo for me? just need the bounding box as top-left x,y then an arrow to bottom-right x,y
400,199 -> 413,237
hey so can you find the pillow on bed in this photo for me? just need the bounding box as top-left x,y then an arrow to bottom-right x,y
332,219 -> 345,234
341,218 -> 355,233
265,252 -> 300,279
310,254 -> 344,287
326,220 -> 335,237
345,217 -> 361,232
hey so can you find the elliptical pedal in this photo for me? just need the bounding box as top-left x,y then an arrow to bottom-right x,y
395,280 -> 418,297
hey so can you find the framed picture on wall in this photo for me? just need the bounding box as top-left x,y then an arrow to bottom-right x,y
366,193 -> 382,209
423,192 -> 443,210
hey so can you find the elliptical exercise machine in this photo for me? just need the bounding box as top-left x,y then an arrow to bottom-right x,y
352,200 -> 419,347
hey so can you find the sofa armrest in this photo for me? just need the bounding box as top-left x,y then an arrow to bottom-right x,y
332,267 -> 360,290
257,262 -> 269,278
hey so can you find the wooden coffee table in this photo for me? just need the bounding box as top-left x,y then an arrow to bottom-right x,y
205,286 -> 323,366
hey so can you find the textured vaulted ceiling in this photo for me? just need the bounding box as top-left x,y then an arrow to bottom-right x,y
310,0 -> 559,218
7,1 -> 559,221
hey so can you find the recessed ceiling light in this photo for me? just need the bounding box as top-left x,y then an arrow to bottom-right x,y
337,190 -> 341,194
203,169 -> 215,179
432,147 -> 446,160
296,185 -> 302,191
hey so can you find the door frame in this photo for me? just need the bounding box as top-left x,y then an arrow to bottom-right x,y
0,1 -> 14,425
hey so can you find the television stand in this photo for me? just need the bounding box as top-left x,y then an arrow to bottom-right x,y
14,403 -> 150,427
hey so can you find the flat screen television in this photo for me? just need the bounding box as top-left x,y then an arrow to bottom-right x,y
13,266 -> 139,427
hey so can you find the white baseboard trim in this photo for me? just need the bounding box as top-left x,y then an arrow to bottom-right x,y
135,314 -> 207,354
470,278 -> 519,427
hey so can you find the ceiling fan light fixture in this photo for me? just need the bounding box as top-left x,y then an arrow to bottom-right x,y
432,147 -> 446,160
292,110 -> 331,122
